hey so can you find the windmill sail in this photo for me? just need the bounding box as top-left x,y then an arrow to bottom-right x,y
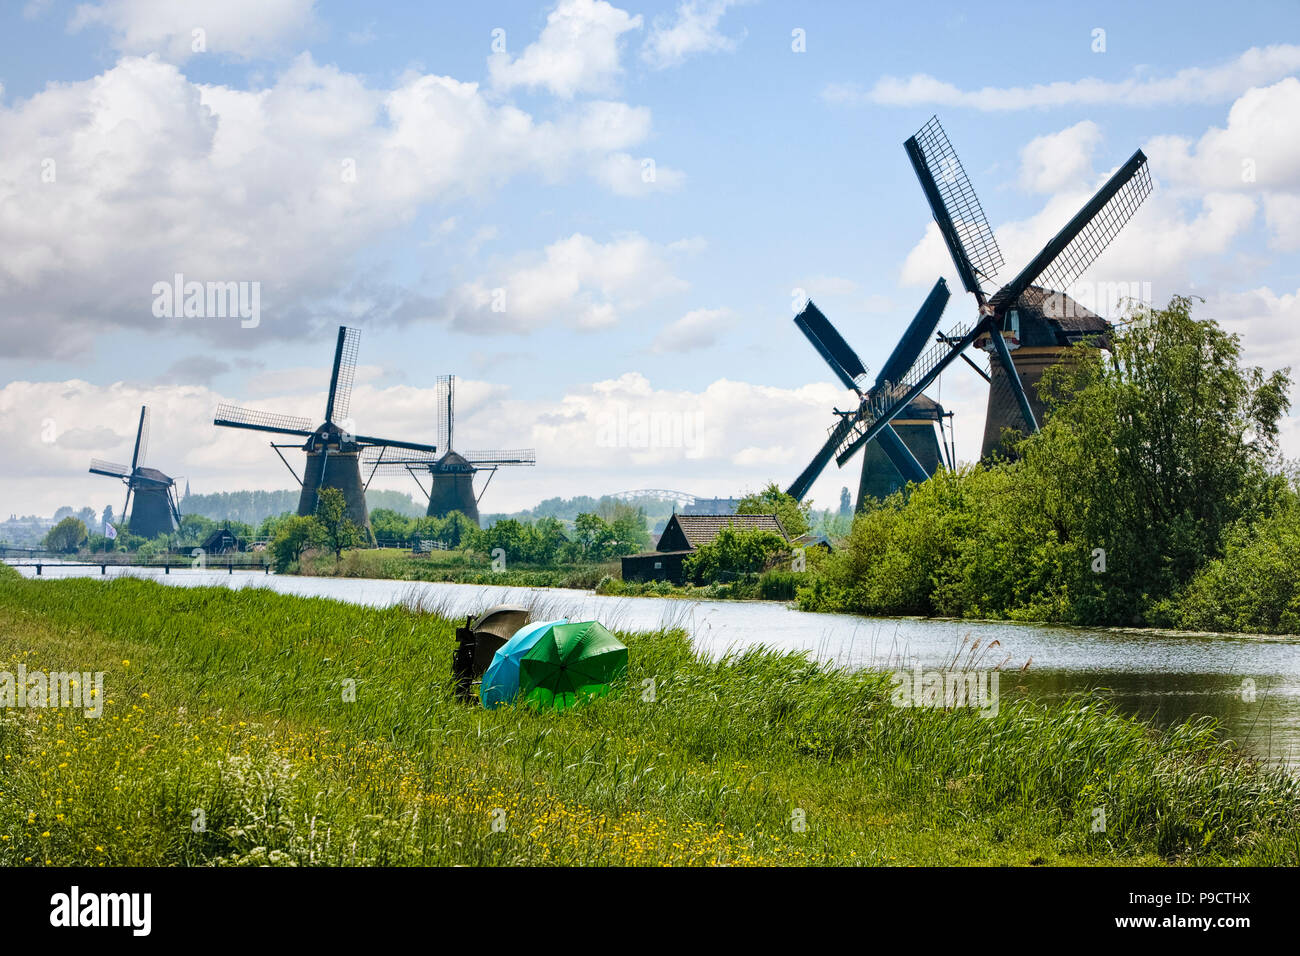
214,404 -> 315,436
906,115 -> 1004,297
131,406 -> 150,470
462,449 -> 537,466
324,326 -> 360,424
990,150 -> 1152,312
786,419 -> 854,501
434,375 -> 454,451
794,301 -> 870,392
875,279 -> 950,388
88,459 -> 131,478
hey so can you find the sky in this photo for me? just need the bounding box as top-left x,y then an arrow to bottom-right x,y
2,0 -> 1299,518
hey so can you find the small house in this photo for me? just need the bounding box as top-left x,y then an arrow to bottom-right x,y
620,513 -> 788,585
200,527 -> 242,555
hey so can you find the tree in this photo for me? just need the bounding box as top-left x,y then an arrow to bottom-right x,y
270,515 -> 320,572
313,487 -> 365,560
370,508 -> 414,544
839,487 -> 852,517
684,524 -> 789,584
44,517 -> 89,554
737,482 -> 811,538
573,513 -> 615,560
609,510 -> 651,556
1025,296 -> 1291,621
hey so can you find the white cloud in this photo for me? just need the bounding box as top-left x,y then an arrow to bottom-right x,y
1146,79 -> 1300,191
824,44 -> 1300,111
1264,194 -> 1300,250
1019,120 -> 1103,193
434,233 -> 691,334
488,0 -> 642,99
652,307 -> 735,352
589,152 -> 686,196
70,0 -> 317,62
1205,285 -> 1300,366
641,0 -> 744,70
1142,79 -> 1300,251
0,56 -> 671,357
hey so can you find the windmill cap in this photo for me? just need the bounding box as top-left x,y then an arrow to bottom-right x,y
1012,286 -> 1112,345
433,450 -> 475,472
132,466 -> 174,484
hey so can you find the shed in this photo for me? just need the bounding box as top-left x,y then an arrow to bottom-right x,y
621,513 -> 788,584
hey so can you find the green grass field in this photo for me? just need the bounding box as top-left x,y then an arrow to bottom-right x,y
0,565 -> 1296,866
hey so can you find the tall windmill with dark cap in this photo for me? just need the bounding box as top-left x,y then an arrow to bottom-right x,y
786,279 -> 955,511
89,405 -> 181,539
214,326 -> 439,535
361,374 -> 535,526
826,116 -> 1152,476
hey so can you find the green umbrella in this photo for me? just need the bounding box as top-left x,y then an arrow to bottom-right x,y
519,620 -> 628,710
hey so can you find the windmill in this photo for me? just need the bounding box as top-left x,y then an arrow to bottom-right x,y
786,279 -> 956,511
214,326 -> 439,535
361,375 -> 535,526
89,405 -> 181,539
826,115 -> 1152,478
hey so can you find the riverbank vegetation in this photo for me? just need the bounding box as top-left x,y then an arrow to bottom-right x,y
1,567 -> 1296,865
798,298 -> 1298,633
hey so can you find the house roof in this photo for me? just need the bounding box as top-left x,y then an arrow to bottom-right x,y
661,513 -> 789,549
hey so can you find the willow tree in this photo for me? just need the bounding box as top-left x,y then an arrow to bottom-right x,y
1026,296 -> 1291,622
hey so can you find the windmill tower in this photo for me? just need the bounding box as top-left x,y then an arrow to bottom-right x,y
786,281 -> 956,511
89,405 -> 181,539
214,326 -> 439,535
362,375 -> 535,526
821,118 -> 1152,481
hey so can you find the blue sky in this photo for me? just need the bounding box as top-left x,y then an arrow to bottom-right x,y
2,0 -> 1299,517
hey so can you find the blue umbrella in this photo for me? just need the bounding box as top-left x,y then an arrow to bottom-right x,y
480,619 -> 567,709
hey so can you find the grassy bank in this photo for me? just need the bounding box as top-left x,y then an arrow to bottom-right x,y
298,547 -> 616,590
0,565 -> 1296,865
299,547 -> 809,604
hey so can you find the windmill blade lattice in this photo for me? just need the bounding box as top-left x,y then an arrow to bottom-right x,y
906,115 -> 1005,295
462,449 -> 537,466
325,326 -> 361,424
89,459 -> 131,478
990,151 -> 1152,313
213,404 -> 315,436
433,375 -> 454,451
132,406 -> 150,469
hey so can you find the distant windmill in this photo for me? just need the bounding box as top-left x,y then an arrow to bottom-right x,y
826,115 -> 1152,476
362,375 -> 535,526
213,326 -> 439,535
89,406 -> 181,539
786,280 -> 955,511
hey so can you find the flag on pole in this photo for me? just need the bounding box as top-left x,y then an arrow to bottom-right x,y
105,523 -> 117,540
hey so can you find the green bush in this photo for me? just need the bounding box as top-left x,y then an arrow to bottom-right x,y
1170,497 -> 1300,633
